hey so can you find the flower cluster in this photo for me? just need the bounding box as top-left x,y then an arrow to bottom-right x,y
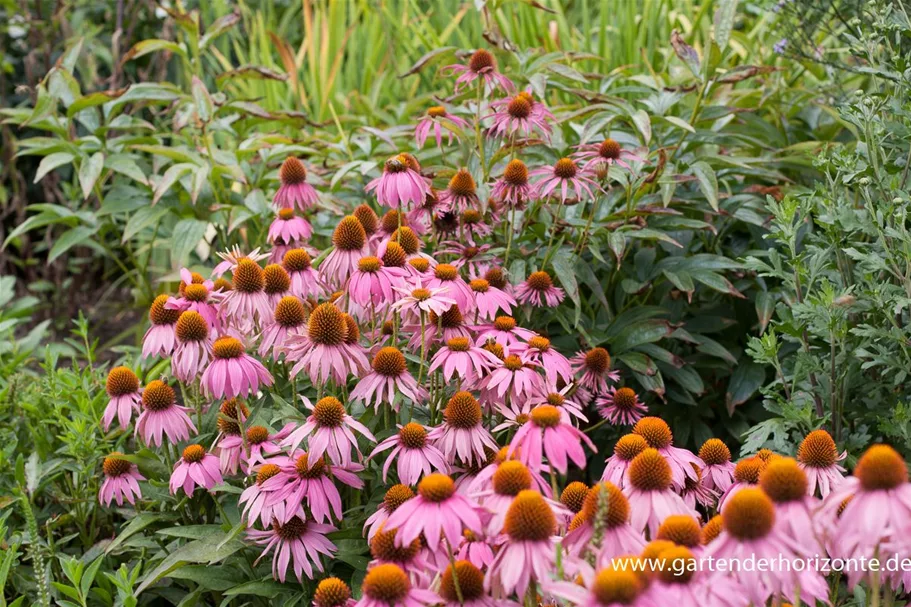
96,47 -> 886,607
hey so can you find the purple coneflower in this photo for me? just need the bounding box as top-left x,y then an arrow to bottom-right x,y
99,453 -> 144,506
240,464 -> 297,528
356,563 -> 438,607
573,137 -> 642,175
171,311 -> 213,382
623,448 -> 698,538
439,168 -> 480,214
474,315 -> 535,348
698,438 -> 736,493
348,256 -> 407,309
797,428 -> 846,498
273,157 -> 319,211
596,386 -> 647,426
248,516 -> 336,583
563,482 -> 645,563
364,484 -> 415,540
514,335 -> 572,386
220,258 -> 274,331
717,456 -> 765,510
481,354 -> 544,406
370,422 -> 448,485
351,347 -> 427,411
285,302 -> 369,385
213,398 -> 249,475
600,433 -> 650,487
103,366 -> 142,431
633,417 -> 704,492
426,264 -> 475,314
263,263 -> 292,311
166,268 -> 220,332
201,337 -> 274,400
491,159 -> 532,208
365,153 -> 430,210
321,216 -> 369,288
515,270 -> 564,308
269,208 -> 312,245
487,89 -> 553,141
283,396 -> 375,466
414,106 -> 470,148
473,460 -> 566,536
283,248 -> 325,299
439,561 -> 504,607
258,296 -> 307,360
468,279 -> 515,321
507,404 -> 595,474
170,445 -> 223,496
142,294 -> 178,358
530,157 -> 598,202
759,457 -> 825,556
263,452 -> 364,524
390,280 -> 456,323
135,380 -> 196,447
429,392 -> 499,467
313,577 -> 356,607
457,530 -> 496,570
429,337 -> 501,386
442,48 -> 514,93
570,346 -> 619,393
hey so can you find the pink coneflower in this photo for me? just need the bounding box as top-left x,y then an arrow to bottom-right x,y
486,490 -> 557,599
321,216 -> 369,288
269,208 -> 312,246
595,386 -> 647,426
681,465 -> 719,510
386,473 -> 484,553
515,270 -> 564,308
632,417 -> 704,492
285,302 -> 369,385
717,457 -> 765,510
428,337 -> 501,386
474,315 -> 536,348
818,445 -> 911,585
273,157 -> 319,211
458,211 -> 494,241
470,446 -> 552,496
351,347 -> 427,411
142,294 -> 179,358
263,452 -> 364,524
706,487 -> 829,605
166,268 -> 220,332
427,263 -> 474,313
545,566 -> 652,607
442,48 -> 514,94
640,545 -> 747,607
439,561 -> 504,607
759,457 -> 825,556
258,296 -> 307,360
798,428 -> 846,498
99,453 -> 144,506
486,89 -> 553,141
458,529 -> 496,570
248,516 -> 336,583
698,438 -> 736,493
439,168 -> 480,214
134,380 -> 196,447
365,153 -> 430,210
283,396 -> 375,466
348,256 -> 407,309
429,392 -> 499,467
563,483 -> 645,563
528,386 -> 588,425
283,248 -> 325,299
213,398 -> 249,474
623,448 -> 698,538
170,444 -> 223,496
220,258 -> 274,331
390,280 -> 456,323
102,366 -> 141,431
356,563 -> 438,607
481,354 -> 544,408
171,311 -> 213,382
369,422 -> 448,485
364,484 -> 415,540
201,337 -> 274,400
491,159 -> 533,208
514,335 -> 572,386
600,434 -> 650,487
414,105 -> 470,148
506,405 -> 596,474
468,279 -> 515,321
240,464 -> 299,528
530,157 -> 598,202
368,523 -> 434,581
573,137 -> 642,175
313,577 -> 356,607
219,422 -> 294,475
438,240 -> 498,276
212,245 -> 271,277
570,347 -> 619,393
473,460 -> 566,536
263,263 -> 292,309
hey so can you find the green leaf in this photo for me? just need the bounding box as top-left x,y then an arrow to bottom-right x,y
223,581 -> 288,599
551,249 -> 580,309
123,206 -> 169,242
122,39 -> 186,63
671,30 -> 701,80
690,161 -> 718,211
34,152 -> 75,183
48,226 -> 98,264
78,152 -> 105,200
105,154 -> 148,185
713,0 -> 740,49
191,77 -> 213,123
726,362 -> 765,414
610,320 -> 673,354
664,116 -> 695,133
171,219 -> 208,267
152,163 -> 194,204
136,532 -> 245,594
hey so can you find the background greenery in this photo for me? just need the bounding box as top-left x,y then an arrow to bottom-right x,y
1,0 -> 908,605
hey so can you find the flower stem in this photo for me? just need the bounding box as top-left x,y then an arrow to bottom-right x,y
446,539 -> 465,604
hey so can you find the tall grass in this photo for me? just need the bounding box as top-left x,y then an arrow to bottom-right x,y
198,0 -> 747,123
